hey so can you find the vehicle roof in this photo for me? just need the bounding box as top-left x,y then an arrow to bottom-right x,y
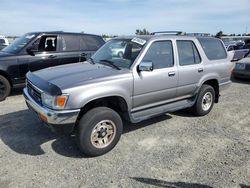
114,35 -> 217,42
26,31 -> 101,37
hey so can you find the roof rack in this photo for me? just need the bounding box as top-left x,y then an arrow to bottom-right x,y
151,31 -> 185,35
151,31 -> 212,37
186,33 -> 211,37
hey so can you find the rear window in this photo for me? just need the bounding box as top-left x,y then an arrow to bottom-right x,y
177,40 -> 201,66
198,38 -> 227,60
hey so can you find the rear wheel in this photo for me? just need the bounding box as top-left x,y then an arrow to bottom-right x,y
0,75 -> 11,101
192,84 -> 215,116
76,107 -> 123,157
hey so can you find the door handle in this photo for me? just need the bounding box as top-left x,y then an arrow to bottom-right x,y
198,68 -> 203,73
48,55 -> 57,59
168,71 -> 176,77
80,53 -> 88,57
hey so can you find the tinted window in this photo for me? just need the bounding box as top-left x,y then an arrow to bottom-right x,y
81,35 -> 104,51
177,40 -> 201,66
143,41 -> 174,69
35,35 -> 57,52
198,38 -> 227,60
61,35 -> 80,51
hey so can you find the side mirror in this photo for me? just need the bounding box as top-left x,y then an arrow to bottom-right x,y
138,61 -> 153,72
26,46 -> 38,56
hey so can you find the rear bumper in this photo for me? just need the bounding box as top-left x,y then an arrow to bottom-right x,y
23,88 -> 80,133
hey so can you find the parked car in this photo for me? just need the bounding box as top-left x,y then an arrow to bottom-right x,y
0,31 -> 105,101
232,53 -> 250,79
110,41 -> 127,57
226,42 -> 249,61
0,35 -> 9,50
24,35 -> 232,156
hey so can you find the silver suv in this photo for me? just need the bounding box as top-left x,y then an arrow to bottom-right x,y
23,34 -> 232,156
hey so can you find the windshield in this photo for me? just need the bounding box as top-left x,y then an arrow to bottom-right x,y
92,38 -> 145,69
2,33 -> 37,54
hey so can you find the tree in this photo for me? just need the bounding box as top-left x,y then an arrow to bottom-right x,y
215,31 -> 224,38
135,28 -> 150,35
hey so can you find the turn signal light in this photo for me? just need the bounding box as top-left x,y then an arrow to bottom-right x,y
56,95 -> 68,108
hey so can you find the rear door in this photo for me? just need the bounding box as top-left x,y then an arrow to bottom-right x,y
58,34 -> 81,65
176,40 -> 203,98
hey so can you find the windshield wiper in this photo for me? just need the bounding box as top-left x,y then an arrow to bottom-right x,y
87,57 -> 95,64
99,59 -> 120,70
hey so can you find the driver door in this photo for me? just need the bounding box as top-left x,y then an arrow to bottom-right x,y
132,40 -> 178,110
18,35 -> 60,79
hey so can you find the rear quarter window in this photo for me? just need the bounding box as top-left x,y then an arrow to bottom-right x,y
198,38 -> 227,60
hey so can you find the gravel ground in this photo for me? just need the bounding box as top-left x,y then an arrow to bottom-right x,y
0,79 -> 250,188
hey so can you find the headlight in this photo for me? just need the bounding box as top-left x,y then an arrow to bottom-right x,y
235,63 -> 246,70
41,93 -> 68,109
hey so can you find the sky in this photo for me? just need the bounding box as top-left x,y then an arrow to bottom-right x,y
0,0 -> 249,36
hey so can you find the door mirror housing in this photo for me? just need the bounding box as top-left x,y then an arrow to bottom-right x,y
26,46 -> 38,56
138,61 -> 153,71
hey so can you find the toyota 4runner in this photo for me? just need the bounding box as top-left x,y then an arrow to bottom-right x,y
23,34 -> 232,156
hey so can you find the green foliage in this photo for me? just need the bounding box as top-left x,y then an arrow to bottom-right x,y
135,28 -> 150,35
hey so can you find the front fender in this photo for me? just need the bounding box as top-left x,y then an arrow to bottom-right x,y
64,77 -> 133,110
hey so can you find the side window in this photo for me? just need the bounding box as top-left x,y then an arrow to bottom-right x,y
177,40 -> 201,66
61,35 -> 80,51
142,41 -> 174,69
31,35 -> 57,52
29,36 -> 57,52
81,35 -> 104,51
198,38 -> 227,60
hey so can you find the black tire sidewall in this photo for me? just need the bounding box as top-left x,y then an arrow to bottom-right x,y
194,85 -> 215,116
76,107 -> 123,157
0,75 -> 11,101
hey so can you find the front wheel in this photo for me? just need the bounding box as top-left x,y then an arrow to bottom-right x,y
192,84 -> 215,116
0,75 -> 11,102
76,107 -> 123,157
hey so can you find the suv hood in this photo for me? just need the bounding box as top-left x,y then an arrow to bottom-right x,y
32,62 -> 130,90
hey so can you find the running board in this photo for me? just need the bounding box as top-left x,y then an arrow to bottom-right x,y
130,99 -> 195,123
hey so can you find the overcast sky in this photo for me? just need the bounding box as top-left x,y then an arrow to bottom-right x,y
0,0 -> 249,36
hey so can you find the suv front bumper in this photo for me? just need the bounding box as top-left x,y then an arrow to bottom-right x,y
23,88 -> 80,133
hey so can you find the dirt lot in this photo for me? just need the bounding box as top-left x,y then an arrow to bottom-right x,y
0,79 -> 250,188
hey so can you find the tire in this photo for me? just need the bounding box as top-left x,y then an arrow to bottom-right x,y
192,84 -> 215,116
76,107 -> 123,157
0,75 -> 11,102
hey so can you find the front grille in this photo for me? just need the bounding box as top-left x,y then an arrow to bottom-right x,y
27,80 -> 42,104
